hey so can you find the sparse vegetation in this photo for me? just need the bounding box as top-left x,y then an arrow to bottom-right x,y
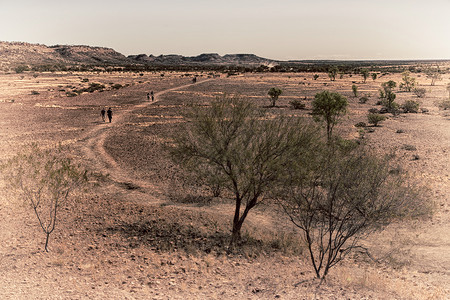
414,88 -> 426,98
361,68 -> 369,83
268,87 -> 282,107
170,95 -> 318,245
352,84 -> 358,97
402,100 -> 420,113
399,71 -> 416,92
328,66 -> 339,81
278,142 -> 430,279
0,144 -> 88,252
368,113 -> 387,126
289,99 -> 306,109
312,90 -> 348,141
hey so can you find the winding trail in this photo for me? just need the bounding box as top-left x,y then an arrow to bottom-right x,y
79,79 -> 213,195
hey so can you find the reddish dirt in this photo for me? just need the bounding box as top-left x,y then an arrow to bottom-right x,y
0,71 -> 449,299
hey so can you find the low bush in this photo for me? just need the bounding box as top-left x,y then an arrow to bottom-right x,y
359,96 -> 369,104
289,99 -> 306,109
368,113 -> 387,126
414,88 -> 426,98
402,100 -> 420,113
437,99 -> 450,110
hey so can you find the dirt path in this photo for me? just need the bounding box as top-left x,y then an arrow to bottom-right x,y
78,79 -> 213,196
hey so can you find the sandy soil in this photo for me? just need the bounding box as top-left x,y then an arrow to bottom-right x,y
0,70 -> 449,299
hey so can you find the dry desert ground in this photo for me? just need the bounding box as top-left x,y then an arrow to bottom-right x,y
0,70 -> 449,299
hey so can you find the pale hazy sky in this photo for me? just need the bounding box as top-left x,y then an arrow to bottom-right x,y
1,0 -> 449,60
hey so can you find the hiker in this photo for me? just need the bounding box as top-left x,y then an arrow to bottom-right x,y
192,77 -> 197,83
151,94 -> 154,101
107,107 -> 112,123
147,93 -> 150,101
101,108 -> 106,122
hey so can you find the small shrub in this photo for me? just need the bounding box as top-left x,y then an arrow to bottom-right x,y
402,144 -> 417,151
81,78 -> 89,82
437,99 -> 450,110
66,91 -> 77,97
111,83 -> 123,90
355,122 -> 367,128
352,84 -> 358,97
367,113 -> 387,126
31,90 -> 40,95
414,88 -> 426,98
359,96 -> 369,104
289,99 -> 306,110
313,74 -> 319,80
402,100 -> 420,113
368,108 -> 380,114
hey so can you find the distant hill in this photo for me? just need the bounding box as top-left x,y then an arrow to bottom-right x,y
127,53 -> 275,66
1,41 -> 448,72
0,41 -> 276,71
0,42 -> 132,70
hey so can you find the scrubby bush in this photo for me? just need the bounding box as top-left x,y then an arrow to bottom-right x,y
0,144 -> 88,251
278,142 -> 431,279
414,88 -> 426,98
352,84 -> 358,97
31,90 -> 40,95
313,74 -> 319,80
268,87 -> 282,107
312,91 -> 348,141
437,99 -> 450,110
289,99 -> 306,110
402,100 -> 420,113
399,71 -> 416,92
368,113 -> 387,126
359,96 -> 369,104
111,83 -> 123,90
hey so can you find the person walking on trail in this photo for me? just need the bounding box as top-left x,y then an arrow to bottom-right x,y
101,108 -> 106,122
151,94 -> 154,101
147,93 -> 150,101
107,107 -> 113,123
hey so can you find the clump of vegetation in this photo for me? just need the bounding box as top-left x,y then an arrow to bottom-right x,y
170,95 -> 318,246
313,74 -> 319,80
371,73 -> 377,81
352,84 -> 358,97
0,144 -> 88,252
402,100 -> 420,113
399,71 -> 416,92
30,90 -> 40,95
277,142 -> 430,279
354,122 -> 366,127
312,90 -> 348,141
111,83 -> 123,90
414,88 -> 426,98
15,65 -> 30,73
361,68 -> 369,83
65,91 -> 77,97
379,80 -> 399,113
328,66 -> 339,81
289,99 -> 306,110
81,78 -> 89,82
359,96 -> 369,104
368,113 -> 387,126
268,87 -> 283,107
437,99 -> 450,110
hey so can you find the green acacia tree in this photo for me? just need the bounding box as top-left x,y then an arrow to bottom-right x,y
278,143 -> 430,280
268,87 -> 282,107
361,68 -> 369,83
352,84 -> 358,97
312,91 -> 348,141
170,95 -> 318,246
328,66 -> 339,81
399,71 -> 416,92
